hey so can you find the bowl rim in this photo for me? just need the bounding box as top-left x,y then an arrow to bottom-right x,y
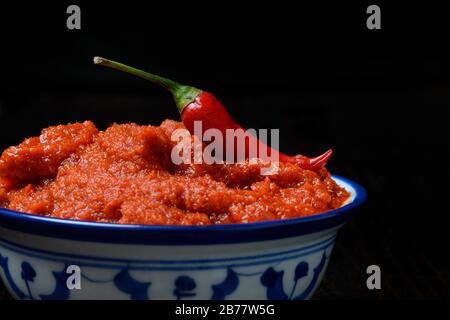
0,175 -> 367,245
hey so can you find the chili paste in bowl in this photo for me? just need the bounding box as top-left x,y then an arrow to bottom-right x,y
0,120 -> 366,300
0,120 -> 349,225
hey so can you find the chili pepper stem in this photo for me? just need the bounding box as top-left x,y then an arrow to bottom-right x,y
93,56 -> 201,113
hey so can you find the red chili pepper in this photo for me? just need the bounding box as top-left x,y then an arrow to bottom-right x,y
94,57 -> 332,171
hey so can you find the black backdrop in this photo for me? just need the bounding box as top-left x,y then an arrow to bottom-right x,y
0,1 -> 449,299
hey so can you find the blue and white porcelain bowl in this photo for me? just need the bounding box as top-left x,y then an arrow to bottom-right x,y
0,175 -> 366,300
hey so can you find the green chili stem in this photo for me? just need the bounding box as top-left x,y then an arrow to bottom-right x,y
93,56 -> 201,113
93,56 -> 181,92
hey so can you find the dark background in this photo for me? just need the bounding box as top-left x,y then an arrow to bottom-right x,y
0,1 -> 449,299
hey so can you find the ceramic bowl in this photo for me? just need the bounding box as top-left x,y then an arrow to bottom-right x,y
0,175 -> 366,300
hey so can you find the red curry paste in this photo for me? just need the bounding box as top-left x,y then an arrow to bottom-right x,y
0,120 -> 349,225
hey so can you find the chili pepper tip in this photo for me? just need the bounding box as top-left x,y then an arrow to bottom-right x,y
307,149 -> 333,171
